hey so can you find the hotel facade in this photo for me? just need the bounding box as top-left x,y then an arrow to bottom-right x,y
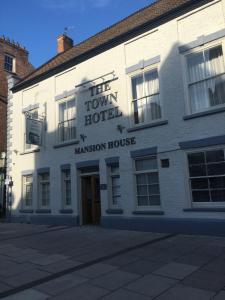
7,0 -> 225,234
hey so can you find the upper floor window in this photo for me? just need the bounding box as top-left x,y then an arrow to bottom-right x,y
58,97 -> 76,143
188,149 -> 225,204
186,45 -> 225,114
4,54 -> 15,73
131,68 -> 161,125
134,156 -> 161,208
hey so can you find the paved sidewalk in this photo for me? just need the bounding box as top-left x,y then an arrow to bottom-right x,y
0,224 -> 225,299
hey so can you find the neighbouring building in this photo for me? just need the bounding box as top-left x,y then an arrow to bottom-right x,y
7,0 -> 225,235
0,36 -> 33,215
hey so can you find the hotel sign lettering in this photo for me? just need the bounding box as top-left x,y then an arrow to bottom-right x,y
75,137 -> 136,154
84,81 -> 122,126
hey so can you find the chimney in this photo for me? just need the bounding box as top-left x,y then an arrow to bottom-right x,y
57,34 -> 73,54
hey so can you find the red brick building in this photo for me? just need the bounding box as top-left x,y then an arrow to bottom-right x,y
0,36 -> 34,154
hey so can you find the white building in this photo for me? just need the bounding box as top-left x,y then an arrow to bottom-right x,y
7,0 -> 225,234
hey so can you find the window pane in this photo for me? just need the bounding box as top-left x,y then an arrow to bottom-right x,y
191,178 -> 208,190
147,172 -> 159,184
208,74 -> 225,107
148,184 -> 160,195
189,164 -> 207,177
67,99 -> 76,120
144,69 -> 159,96
137,185 -> 148,196
59,102 -> 67,122
188,152 -> 205,165
187,51 -> 205,83
138,196 -> 148,206
209,177 -> 225,189
132,75 -> 143,99
206,150 -> 224,163
207,163 -> 225,176
205,45 -> 225,77
192,191 -> 210,202
149,195 -> 160,206
136,174 -> 147,184
211,189 -> 225,202
189,81 -> 209,113
135,158 -> 157,171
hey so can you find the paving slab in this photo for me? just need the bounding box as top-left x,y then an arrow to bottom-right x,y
153,262 -> 198,279
35,274 -> 88,296
2,289 -> 49,300
182,269 -> 225,292
212,290 -> 225,300
74,263 -> 118,279
50,283 -> 109,300
125,273 -> 177,297
90,270 -> 140,291
155,284 -> 215,300
101,288 -> 152,300
120,259 -> 164,275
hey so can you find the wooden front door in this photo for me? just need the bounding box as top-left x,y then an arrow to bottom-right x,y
82,175 -> 101,225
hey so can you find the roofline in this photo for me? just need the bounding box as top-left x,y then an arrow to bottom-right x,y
12,0 -> 213,93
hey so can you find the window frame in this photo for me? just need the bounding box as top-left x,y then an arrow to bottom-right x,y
57,95 -> 77,144
129,64 -> 163,127
186,146 -> 225,208
4,53 -> 15,73
61,168 -> 72,208
21,174 -> 33,209
38,172 -> 50,209
108,165 -> 121,209
183,40 -> 225,115
133,155 -> 161,210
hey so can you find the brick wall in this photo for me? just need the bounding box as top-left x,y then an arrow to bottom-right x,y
0,37 -> 34,153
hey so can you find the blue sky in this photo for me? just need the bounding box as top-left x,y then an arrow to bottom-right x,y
0,0 -> 154,68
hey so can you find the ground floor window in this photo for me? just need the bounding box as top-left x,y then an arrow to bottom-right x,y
38,172 -> 50,207
109,165 -> 121,208
22,175 -> 33,208
61,169 -> 71,207
188,148 -> 225,203
134,156 -> 161,207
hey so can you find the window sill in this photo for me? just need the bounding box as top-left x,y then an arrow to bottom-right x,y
19,209 -> 33,213
132,210 -> 164,215
106,209 -> 123,215
59,209 -> 73,214
183,207 -> 225,212
20,149 -> 40,155
127,120 -> 168,133
183,106 -> 225,120
54,140 -> 79,149
35,209 -> 51,214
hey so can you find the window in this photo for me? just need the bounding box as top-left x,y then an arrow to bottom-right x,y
58,97 -> 76,143
188,149 -> 225,204
131,68 -> 161,125
61,169 -> 71,207
22,175 -> 33,208
4,54 -> 15,72
109,165 -> 121,208
38,172 -> 50,208
186,45 -> 225,113
24,109 -> 39,151
134,156 -> 161,207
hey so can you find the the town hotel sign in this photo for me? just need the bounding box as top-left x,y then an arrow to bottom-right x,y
84,80 -> 122,126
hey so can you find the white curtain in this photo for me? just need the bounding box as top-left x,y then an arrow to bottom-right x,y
187,46 -> 225,113
145,69 -> 161,120
132,75 -> 144,123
